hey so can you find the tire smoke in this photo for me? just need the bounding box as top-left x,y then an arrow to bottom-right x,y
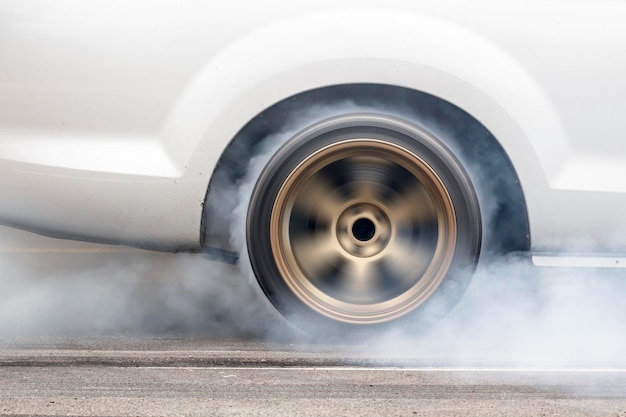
2,87 -> 626,370
0,226 -> 284,341
368,256 -> 626,367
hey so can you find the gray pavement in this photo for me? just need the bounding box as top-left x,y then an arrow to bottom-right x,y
2,337 -> 626,416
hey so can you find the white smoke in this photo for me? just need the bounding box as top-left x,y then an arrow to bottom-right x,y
0,226 -> 286,341
2,99 -> 626,371
367,257 -> 626,367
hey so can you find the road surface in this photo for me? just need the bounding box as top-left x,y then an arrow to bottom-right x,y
2,336 -> 626,416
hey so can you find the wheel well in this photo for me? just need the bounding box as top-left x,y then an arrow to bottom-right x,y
202,84 -> 530,257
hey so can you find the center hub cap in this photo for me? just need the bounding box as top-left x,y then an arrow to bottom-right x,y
337,203 -> 391,258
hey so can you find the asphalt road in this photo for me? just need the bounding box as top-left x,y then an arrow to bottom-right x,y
1,336 -> 626,417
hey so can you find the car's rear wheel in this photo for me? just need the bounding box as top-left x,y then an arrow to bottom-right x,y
247,113 -> 481,332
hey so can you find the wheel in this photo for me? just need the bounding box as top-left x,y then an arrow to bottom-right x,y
247,113 -> 481,332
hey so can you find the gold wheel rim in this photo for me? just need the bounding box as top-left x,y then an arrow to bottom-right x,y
270,139 -> 457,324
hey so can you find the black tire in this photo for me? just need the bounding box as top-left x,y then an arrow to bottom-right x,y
246,113 -> 481,333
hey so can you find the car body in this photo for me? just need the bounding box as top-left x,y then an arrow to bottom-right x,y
2,0 -> 625,329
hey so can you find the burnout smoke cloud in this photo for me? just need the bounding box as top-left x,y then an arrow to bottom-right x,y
0,228 -> 279,339
1,97 -> 626,369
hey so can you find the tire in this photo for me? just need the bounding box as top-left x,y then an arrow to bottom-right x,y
246,112 -> 481,333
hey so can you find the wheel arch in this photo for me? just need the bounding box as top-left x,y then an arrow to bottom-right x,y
202,84 -> 530,259
169,9 -> 555,255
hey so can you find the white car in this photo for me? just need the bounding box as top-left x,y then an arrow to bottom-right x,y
2,0 -> 625,332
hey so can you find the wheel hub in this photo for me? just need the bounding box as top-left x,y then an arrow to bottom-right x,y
337,203 -> 391,258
